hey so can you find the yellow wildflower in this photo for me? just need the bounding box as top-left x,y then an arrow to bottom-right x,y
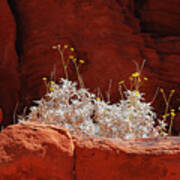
57,44 -> 61,49
49,87 -> 55,92
42,77 -> 47,81
69,55 -> 74,59
144,77 -> 148,81
64,44 -> 68,49
118,80 -> 125,85
70,48 -> 74,52
96,97 -> 101,101
160,88 -> 164,93
171,112 -> 176,117
50,81 -> 55,85
73,58 -> 77,63
132,72 -> 140,78
162,113 -> 170,119
79,59 -> 85,64
52,45 -> 57,49
135,91 -> 140,96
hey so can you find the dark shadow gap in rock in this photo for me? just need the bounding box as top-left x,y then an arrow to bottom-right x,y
7,0 -> 22,65
134,0 -> 180,37
73,145 -> 77,180
7,0 -> 25,119
133,0 -> 152,35
134,0 -> 147,18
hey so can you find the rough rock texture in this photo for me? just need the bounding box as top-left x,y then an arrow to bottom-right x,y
0,0 -> 179,131
9,0 -> 157,105
0,108 -> 3,124
0,0 -> 20,127
1,122 -> 180,179
135,0 -> 180,36
0,122 -> 74,180
7,0 -> 172,108
74,136 -> 180,180
137,0 -> 180,130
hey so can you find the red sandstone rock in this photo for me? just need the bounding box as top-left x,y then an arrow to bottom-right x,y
0,0 -> 20,127
9,0 -> 160,105
0,108 -> 3,124
136,1 -> 180,118
174,112 -> 180,132
141,36 -> 180,130
0,122 -> 74,180
74,136 -> 180,180
147,36 -> 180,130
1,0 -> 179,131
1,122 -> 180,179
137,0 -> 180,36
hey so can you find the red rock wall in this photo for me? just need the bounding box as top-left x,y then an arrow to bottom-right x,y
136,0 -> 180,131
0,0 -> 179,131
7,0 -> 163,105
135,0 -> 180,36
0,0 -> 20,127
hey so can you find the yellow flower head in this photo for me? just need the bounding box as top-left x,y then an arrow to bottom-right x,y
49,87 -> 55,92
50,81 -> 55,85
73,58 -> 77,63
171,89 -> 175,93
96,97 -> 101,101
57,44 -> 61,49
135,91 -> 140,96
52,45 -> 57,50
171,112 -> 176,117
42,77 -> 47,81
70,48 -> 74,52
64,44 -> 68,49
79,59 -> 85,64
162,115 -> 166,119
162,113 -> 170,119
69,55 -> 74,59
132,72 -> 140,78
118,80 -> 125,85
144,77 -> 148,81
160,88 -> 164,93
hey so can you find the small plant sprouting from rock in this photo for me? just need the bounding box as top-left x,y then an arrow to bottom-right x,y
159,88 -> 177,135
18,44 -> 170,139
52,44 -> 85,88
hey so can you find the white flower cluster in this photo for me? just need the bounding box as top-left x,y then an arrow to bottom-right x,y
18,78 -> 167,139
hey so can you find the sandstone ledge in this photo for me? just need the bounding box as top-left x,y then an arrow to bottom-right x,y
0,122 -> 180,180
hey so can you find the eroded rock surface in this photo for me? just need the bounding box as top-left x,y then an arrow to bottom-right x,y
74,135 -> 180,180
0,0 -> 20,127
1,122 -> 180,179
135,0 -> 180,36
0,122 -> 74,180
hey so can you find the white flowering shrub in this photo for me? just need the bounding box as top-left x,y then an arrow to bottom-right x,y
18,78 -> 167,139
